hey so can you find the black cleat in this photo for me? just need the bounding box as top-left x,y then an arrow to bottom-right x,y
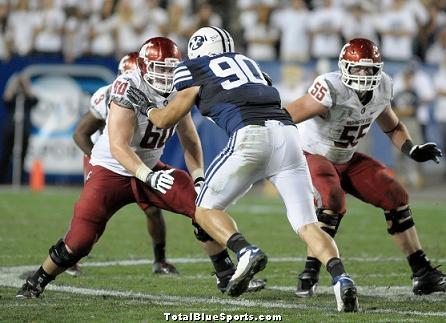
412,266 -> 446,295
16,281 -> 43,299
153,261 -> 179,274
296,268 -> 319,297
216,270 -> 266,293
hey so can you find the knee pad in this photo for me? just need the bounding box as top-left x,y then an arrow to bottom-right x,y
49,239 -> 83,268
316,209 -> 343,238
192,222 -> 214,242
384,206 -> 415,235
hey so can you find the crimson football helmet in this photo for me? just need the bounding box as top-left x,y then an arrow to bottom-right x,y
137,37 -> 182,94
338,38 -> 383,92
118,52 -> 138,75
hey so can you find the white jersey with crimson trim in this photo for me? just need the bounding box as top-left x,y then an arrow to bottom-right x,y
89,84 -> 111,120
90,70 -> 177,176
298,71 -> 393,164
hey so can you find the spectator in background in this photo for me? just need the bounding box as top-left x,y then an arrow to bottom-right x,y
0,73 -> 38,184
434,55 -> 446,178
244,4 -> 279,61
62,4 -> 89,63
272,0 -> 310,63
342,1 -> 379,45
392,67 -> 424,188
33,0 -> 65,56
376,0 -> 418,62
416,2 -> 446,62
115,0 -> 145,57
7,0 -> 39,56
308,0 -> 343,60
138,0 -> 169,40
0,0 -> 11,61
426,26 -> 446,65
165,2 -> 189,54
88,0 -> 117,56
185,2 -> 222,35
275,64 -> 307,106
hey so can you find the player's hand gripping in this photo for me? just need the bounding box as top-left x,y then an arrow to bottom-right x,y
127,86 -> 156,116
146,169 -> 175,194
194,176 -> 205,194
409,142 -> 442,164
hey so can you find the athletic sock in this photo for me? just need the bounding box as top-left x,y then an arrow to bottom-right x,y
326,257 -> 346,279
28,266 -> 55,290
408,250 -> 432,276
153,242 -> 166,263
210,249 -> 235,276
226,233 -> 250,254
304,256 -> 322,273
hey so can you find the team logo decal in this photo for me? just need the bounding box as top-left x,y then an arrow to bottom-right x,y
190,35 -> 206,50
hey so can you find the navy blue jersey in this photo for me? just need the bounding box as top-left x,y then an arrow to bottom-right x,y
173,52 -> 293,136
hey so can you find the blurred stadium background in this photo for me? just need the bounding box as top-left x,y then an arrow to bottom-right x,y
0,0 -> 445,187
1,0 -> 446,321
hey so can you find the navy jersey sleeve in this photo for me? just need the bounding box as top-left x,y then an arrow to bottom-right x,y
173,62 -> 195,91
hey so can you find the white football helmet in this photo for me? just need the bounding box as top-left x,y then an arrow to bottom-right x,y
188,26 -> 234,59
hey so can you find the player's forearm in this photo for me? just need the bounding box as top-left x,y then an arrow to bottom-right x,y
388,122 -> 413,150
148,108 -> 177,129
184,146 -> 204,179
73,133 -> 94,157
110,143 -> 148,176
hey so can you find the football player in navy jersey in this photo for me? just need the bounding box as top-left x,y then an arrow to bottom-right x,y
128,26 -> 358,312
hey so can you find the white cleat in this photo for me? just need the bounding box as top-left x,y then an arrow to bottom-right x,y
333,274 -> 359,312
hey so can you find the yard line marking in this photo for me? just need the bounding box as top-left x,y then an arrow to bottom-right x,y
3,256 -> 446,267
1,276 -> 446,317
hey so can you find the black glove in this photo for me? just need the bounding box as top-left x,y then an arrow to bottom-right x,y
262,71 -> 273,86
403,141 -> 442,164
127,86 -> 156,115
194,176 -> 205,194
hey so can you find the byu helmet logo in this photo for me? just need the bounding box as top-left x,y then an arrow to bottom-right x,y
190,35 -> 206,50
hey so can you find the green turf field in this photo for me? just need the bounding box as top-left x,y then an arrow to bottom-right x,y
1,188 -> 445,322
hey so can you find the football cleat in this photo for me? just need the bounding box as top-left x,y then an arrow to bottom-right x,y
412,266 -> 446,295
295,268 -> 319,297
153,261 -> 179,274
333,274 -> 359,312
65,263 -> 82,277
16,280 -> 43,299
216,271 -> 266,293
225,246 -> 268,297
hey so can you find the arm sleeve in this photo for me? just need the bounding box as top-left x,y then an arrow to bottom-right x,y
173,62 -> 195,91
307,74 -> 334,108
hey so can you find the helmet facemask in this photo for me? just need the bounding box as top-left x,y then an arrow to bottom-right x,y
141,57 -> 179,95
339,59 -> 383,92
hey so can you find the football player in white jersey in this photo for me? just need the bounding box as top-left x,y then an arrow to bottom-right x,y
129,26 -> 359,312
286,38 -> 444,297
72,52 -> 178,276
16,37 -> 265,299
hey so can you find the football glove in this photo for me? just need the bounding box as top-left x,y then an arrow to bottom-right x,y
408,142 -> 442,164
194,176 -> 205,194
127,86 -> 156,116
146,169 -> 175,194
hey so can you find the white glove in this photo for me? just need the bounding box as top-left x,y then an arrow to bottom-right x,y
146,169 -> 175,194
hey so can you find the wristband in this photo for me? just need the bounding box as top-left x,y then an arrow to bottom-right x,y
191,168 -> 204,182
401,139 -> 414,157
135,164 -> 152,182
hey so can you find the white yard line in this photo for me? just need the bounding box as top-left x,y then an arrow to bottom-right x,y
1,259 -> 446,317
3,256 -> 446,269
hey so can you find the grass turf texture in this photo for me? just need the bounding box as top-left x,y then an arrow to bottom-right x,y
1,188 -> 445,322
